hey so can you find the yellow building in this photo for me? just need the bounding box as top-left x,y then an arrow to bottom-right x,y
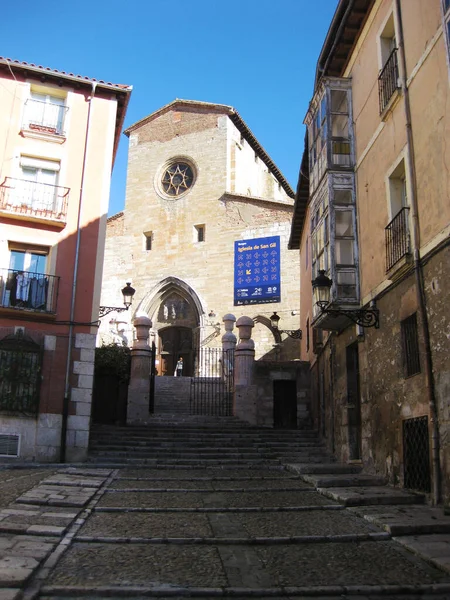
290,1 -> 450,502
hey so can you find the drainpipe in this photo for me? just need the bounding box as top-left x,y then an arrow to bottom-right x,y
60,82 -> 97,463
394,0 -> 440,503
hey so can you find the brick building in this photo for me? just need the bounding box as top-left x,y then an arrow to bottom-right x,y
100,100 -> 301,377
289,0 -> 450,503
0,57 -> 132,461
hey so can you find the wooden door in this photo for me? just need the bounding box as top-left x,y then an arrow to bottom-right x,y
158,327 -> 193,376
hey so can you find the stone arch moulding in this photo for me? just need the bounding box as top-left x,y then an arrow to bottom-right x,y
135,276 -> 206,326
253,315 -> 282,344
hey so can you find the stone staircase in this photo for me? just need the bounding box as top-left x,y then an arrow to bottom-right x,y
88,416 -> 331,467
153,376 -> 192,414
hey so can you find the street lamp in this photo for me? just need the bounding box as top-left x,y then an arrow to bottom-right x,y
269,311 -> 302,339
312,270 -> 380,329
99,283 -> 136,318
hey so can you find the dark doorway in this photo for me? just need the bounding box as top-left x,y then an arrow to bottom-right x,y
346,342 -> 361,460
273,380 -> 297,429
159,326 -> 193,376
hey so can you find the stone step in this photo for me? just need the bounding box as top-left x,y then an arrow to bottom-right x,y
287,463 -> 363,475
300,473 -> 387,488
318,486 -> 426,506
348,504 -> 450,536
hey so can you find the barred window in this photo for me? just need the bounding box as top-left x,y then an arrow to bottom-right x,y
401,313 -> 420,377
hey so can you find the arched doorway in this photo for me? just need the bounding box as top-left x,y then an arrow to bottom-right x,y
159,326 -> 193,376
137,278 -> 204,377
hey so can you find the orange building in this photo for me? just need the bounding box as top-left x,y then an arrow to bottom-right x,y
0,57 -> 131,461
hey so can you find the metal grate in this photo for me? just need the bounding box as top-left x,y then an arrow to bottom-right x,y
401,313 -> 420,377
378,48 -> 400,113
0,331 -> 42,415
0,434 -> 20,457
385,207 -> 410,271
190,347 -> 234,416
403,416 -> 431,492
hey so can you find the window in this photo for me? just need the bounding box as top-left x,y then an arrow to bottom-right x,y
18,157 -> 60,212
195,224 -> 205,243
401,313 -> 420,377
386,159 -> 410,270
305,236 -> 309,269
161,161 -> 194,197
330,90 -> 351,166
24,91 -> 67,135
311,190 -> 329,315
378,13 -> 399,113
442,1 -> 450,62
1,244 -> 53,312
143,231 -> 152,251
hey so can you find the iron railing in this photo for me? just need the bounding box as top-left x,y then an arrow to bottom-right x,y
0,178 -> 69,222
190,347 -> 234,416
403,416 -> 431,492
385,206 -> 410,271
23,98 -> 68,136
0,331 -> 42,416
0,268 -> 60,314
378,48 -> 400,113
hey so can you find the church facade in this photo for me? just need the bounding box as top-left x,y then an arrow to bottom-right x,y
100,100 -> 301,375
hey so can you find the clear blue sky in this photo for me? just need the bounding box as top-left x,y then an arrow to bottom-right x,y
4,1 -> 338,215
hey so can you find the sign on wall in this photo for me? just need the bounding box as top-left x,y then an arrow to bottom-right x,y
234,236 -> 281,306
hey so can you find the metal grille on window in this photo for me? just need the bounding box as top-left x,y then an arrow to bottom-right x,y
401,313 -> 420,377
403,416 -> 431,492
0,331 -> 42,415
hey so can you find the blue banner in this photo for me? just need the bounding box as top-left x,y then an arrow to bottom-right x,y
234,236 -> 281,306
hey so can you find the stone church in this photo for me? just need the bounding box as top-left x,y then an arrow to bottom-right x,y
100,99 -> 300,376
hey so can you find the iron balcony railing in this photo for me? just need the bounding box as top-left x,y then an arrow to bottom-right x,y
0,178 -> 69,222
0,268 -> 60,314
378,48 -> 400,113
385,206 -> 410,271
23,99 -> 68,136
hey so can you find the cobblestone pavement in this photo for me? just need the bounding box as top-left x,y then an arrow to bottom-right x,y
0,466 -> 450,599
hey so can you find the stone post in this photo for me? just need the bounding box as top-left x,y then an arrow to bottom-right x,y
234,316 -> 257,424
127,315 -> 152,424
222,313 -> 237,351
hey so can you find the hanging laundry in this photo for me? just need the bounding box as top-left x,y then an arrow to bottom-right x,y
16,273 -> 31,302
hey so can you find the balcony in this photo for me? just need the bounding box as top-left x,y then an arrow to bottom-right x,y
378,49 -> 400,114
385,206 -> 411,273
0,178 -> 69,225
22,99 -> 68,138
0,268 -> 59,315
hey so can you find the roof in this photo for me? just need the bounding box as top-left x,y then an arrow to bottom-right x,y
125,99 -> 295,199
314,0 -> 375,88
0,57 -> 132,165
290,0 -> 374,244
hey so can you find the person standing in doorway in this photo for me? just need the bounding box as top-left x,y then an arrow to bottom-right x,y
175,357 -> 183,377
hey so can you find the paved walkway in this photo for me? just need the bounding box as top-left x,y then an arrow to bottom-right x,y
0,465 -> 450,599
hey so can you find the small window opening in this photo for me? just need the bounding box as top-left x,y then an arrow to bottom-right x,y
144,231 -> 152,251
195,224 -> 205,243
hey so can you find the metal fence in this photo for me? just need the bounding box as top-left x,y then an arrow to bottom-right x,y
378,48 -> 399,113
385,206 -> 410,271
0,177 -> 69,222
190,347 -> 234,416
403,416 -> 431,492
0,331 -> 42,416
0,268 -> 59,314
